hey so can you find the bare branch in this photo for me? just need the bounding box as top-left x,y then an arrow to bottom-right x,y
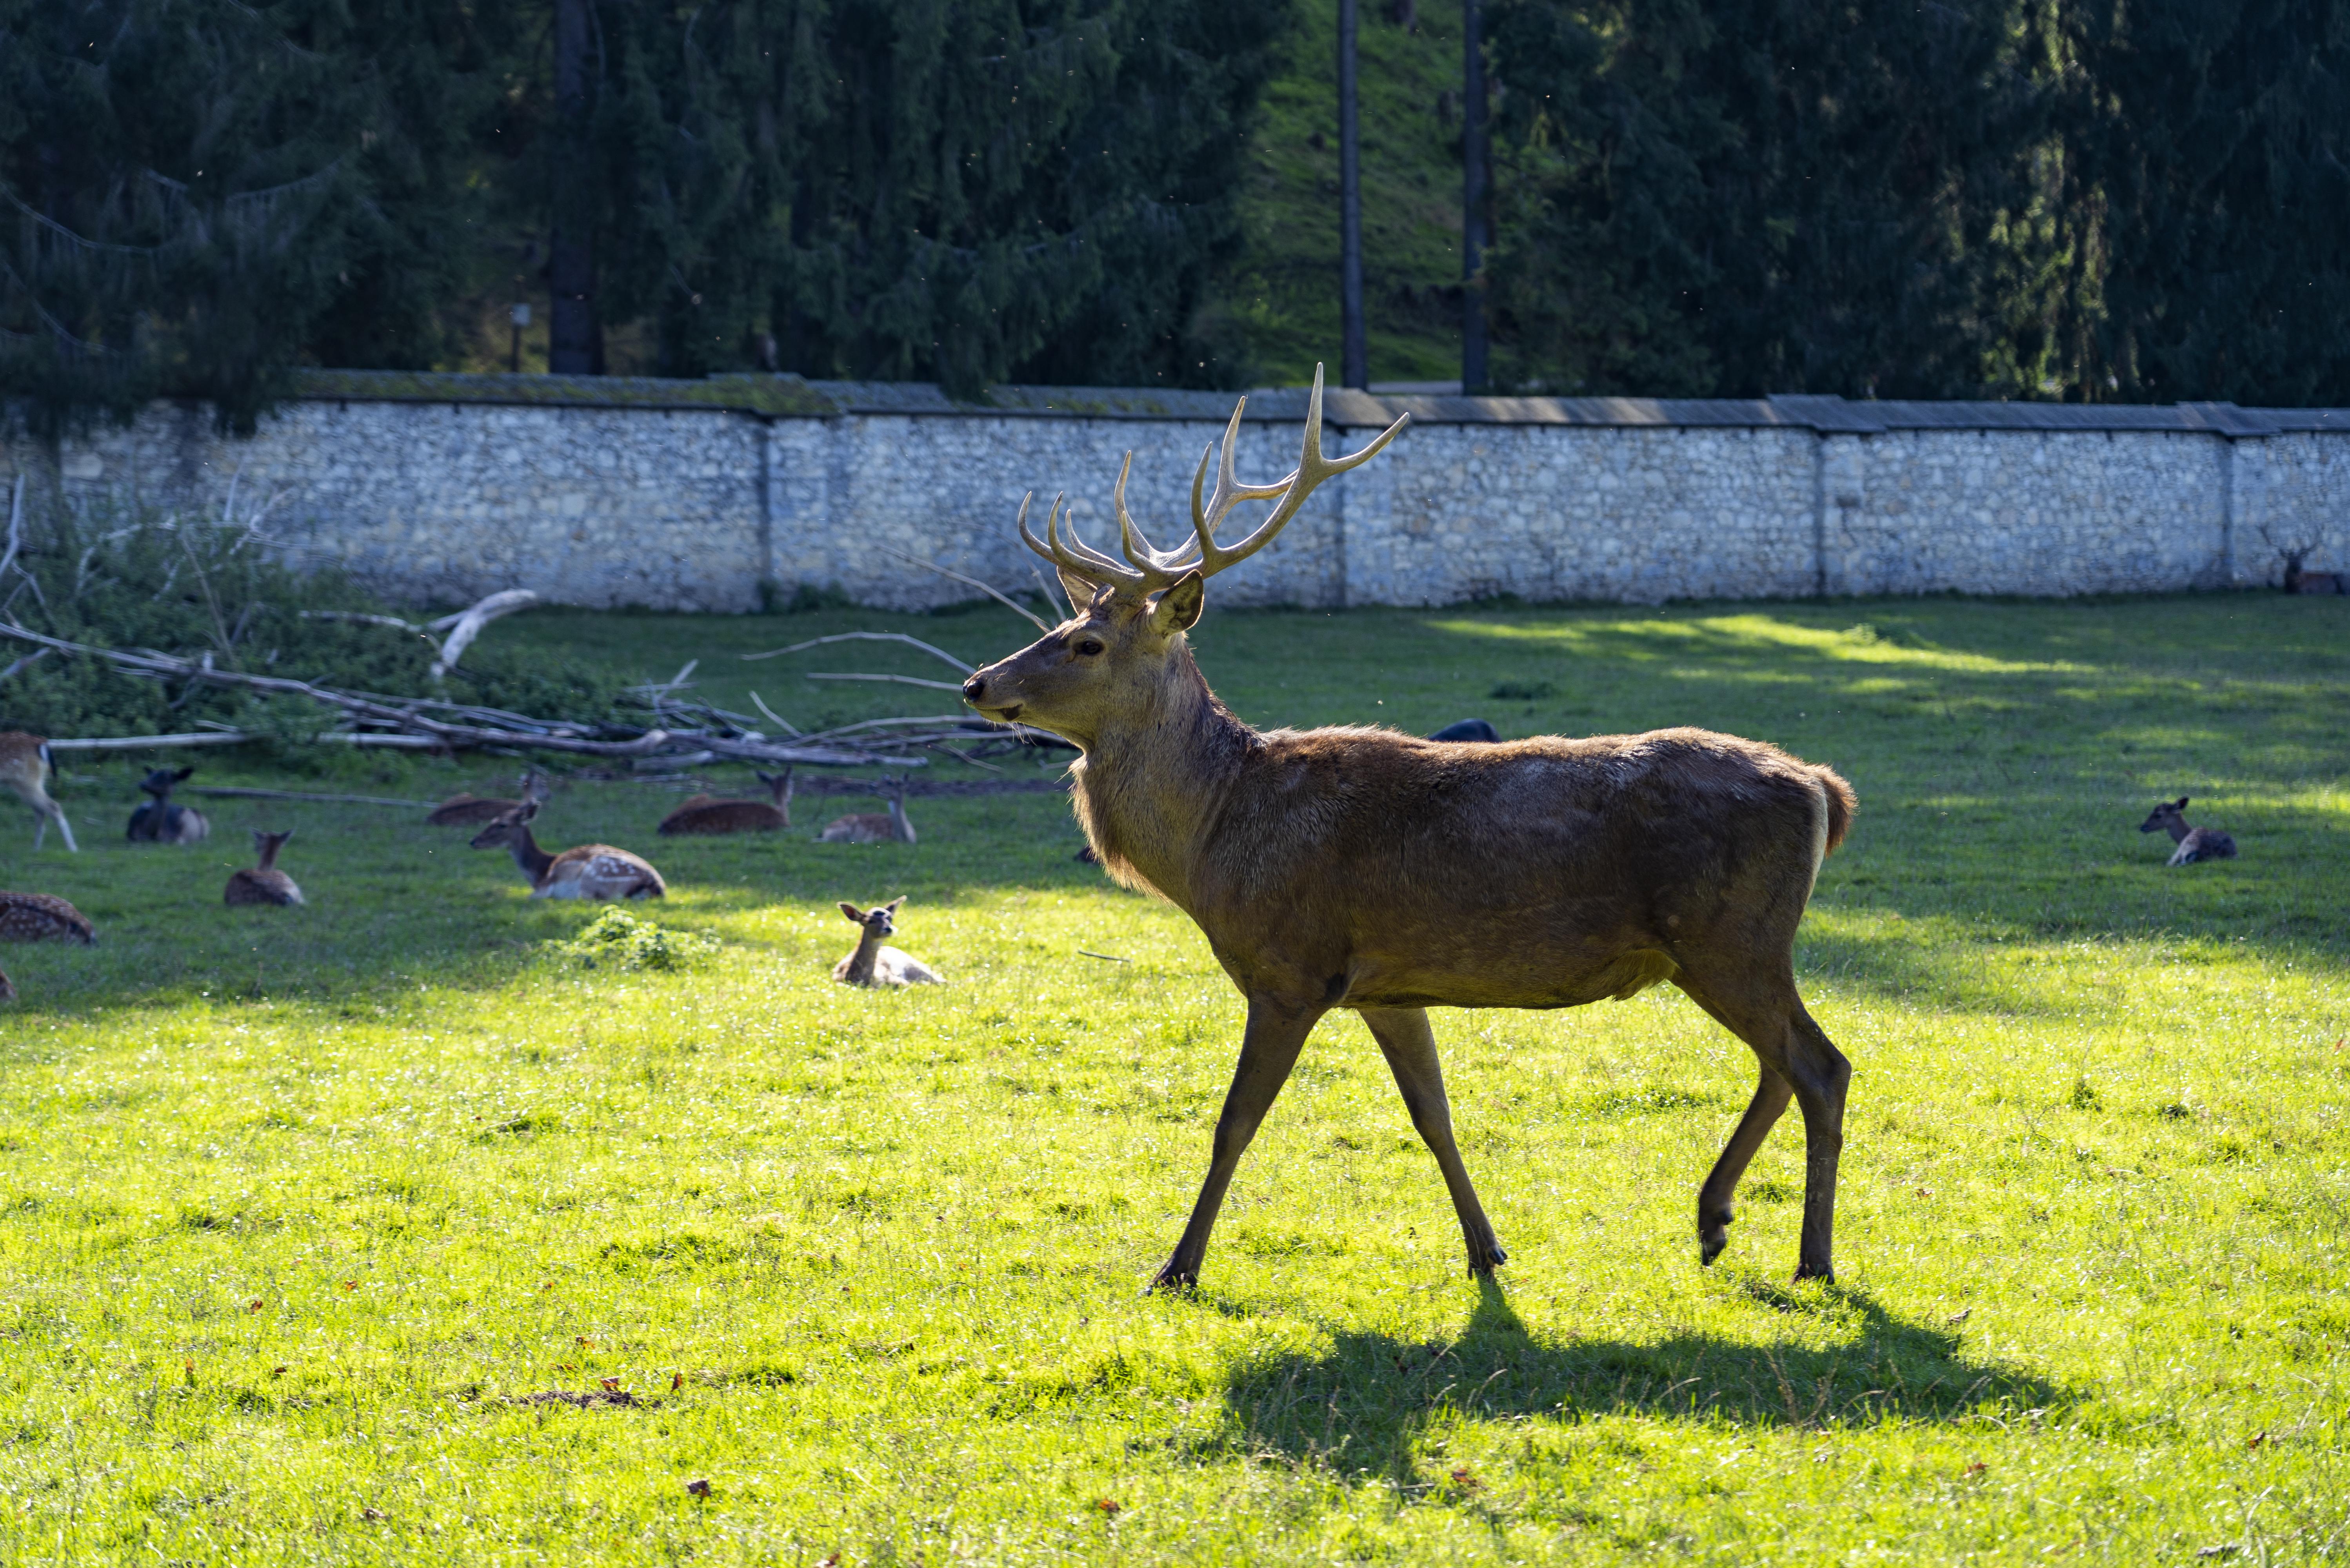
805,672 -> 969,692
743,631 -> 973,673
876,546 -> 1051,633
429,589 -> 540,679
748,690 -> 800,735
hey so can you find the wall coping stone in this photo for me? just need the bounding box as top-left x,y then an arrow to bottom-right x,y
291,369 -> 2347,439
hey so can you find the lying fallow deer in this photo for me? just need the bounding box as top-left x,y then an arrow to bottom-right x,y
0,890 -> 96,944
660,769 -> 794,835
469,801 -> 667,900
832,897 -> 942,987
2281,547 -> 2347,595
961,366 -> 1857,1287
817,779 -> 916,844
0,732 -> 77,851
427,771 -> 545,827
2139,797 -> 2237,865
126,766 -> 208,844
225,829 -> 305,906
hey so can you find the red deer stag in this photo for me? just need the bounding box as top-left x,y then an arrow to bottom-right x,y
960,368 -> 1858,1287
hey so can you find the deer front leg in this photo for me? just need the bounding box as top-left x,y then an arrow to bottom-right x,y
1151,995 -> 1322,1291
1360,1006 -> 1507,1275
1698,1065 -> 1793,1266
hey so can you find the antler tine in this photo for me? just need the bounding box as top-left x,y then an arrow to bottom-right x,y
1189,365 -> 1411,579
1018,491 -> 1144,592
1112,452 -> 1199,583
1189,396 -> 1289,553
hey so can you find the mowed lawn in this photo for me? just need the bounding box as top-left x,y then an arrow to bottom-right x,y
0,593 -> 2345,1565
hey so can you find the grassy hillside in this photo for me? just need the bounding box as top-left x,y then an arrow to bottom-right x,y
1224,2 -> 1470,386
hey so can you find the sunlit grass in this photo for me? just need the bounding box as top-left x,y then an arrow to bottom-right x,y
0,591 -> 2344,1563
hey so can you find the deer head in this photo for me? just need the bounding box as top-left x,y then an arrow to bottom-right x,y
468,799 -> 540,851
838,897 -> 903,938
2139,796 -> 2190,835
961,367 -> 1407,748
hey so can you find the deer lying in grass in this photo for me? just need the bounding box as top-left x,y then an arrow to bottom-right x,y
427,771 -> 544,827
961,366 -> 1858,1287
660,769 -> 794,835
2139,797 -> 2237,865
818,779 -> 916,844
127,766 -> 209,844
469,801 -> 667,899
224,830 -> 305,906
0,890 -> 96,944
832,897 -> 942,987
0,732 -> 77,851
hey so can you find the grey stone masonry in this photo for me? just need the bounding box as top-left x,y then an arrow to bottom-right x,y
4,370 -> 2343,610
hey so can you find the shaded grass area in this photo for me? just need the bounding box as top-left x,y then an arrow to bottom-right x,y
0,592 -> 2344,1563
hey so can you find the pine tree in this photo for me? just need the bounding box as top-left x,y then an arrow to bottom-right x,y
2047,0 -> 2350,404
556,0 -> 1287,392
1484,0 -> 2057,399
0,0 -> 502,435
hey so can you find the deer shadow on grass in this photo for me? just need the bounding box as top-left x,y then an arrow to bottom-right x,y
1194,1277 -> 2065,1483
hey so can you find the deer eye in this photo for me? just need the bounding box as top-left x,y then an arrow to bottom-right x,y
1075,638 -> 1105,657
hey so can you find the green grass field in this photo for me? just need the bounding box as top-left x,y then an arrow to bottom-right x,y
2,592 -> 2345,1564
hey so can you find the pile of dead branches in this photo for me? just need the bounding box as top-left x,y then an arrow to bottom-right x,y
0,622 -> 1058,770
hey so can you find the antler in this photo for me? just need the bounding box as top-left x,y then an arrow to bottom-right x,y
1016,364 -> 1409,598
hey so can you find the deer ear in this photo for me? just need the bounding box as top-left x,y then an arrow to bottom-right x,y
1054,566 -> 1101,612
1149,570 -> 1205,634
884,896 -> 905,912
839,902 -> 864,922
2176,796 -> 2190,809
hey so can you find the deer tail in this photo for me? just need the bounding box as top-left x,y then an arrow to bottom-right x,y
1812,765 -> 1857,857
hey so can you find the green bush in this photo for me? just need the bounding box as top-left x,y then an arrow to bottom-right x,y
0,501 -> 622,740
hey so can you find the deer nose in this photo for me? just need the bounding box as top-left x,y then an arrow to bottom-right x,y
960,674 -> 985,704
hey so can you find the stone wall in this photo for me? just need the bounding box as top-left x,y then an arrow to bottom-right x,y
5,372 -> 2343,612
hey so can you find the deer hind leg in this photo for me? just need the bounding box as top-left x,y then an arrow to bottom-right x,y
1152,995 -> 1322,1291
1359,1005 -> 1507,1276
1697,1064 -> 1793,1265
1675,965 -> 1850,1282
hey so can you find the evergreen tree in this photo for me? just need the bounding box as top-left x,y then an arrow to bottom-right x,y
0,0 -> 502,435
2047,0 -> 2350,404
556,0 -> 1287,392
1483,0 -> 2056,399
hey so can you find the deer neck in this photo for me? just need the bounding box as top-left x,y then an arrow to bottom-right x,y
507,826 -> 557,884
1071,644 -> 1250,910
844,926 -> 884,983
2161,818 -> 2192,845
256,840 -> 280,872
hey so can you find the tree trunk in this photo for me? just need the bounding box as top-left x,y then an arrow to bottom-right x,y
549,0 -> 602,375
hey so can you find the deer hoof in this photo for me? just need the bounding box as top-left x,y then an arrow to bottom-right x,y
1147,1260 -> 1199,1293
1699,1231 -> 1729,1267
1791,1260 -> 1835,1283
1467,1240 -> 1509,1276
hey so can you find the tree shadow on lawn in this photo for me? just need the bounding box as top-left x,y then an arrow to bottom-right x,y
1193,1278 -> 2066,1482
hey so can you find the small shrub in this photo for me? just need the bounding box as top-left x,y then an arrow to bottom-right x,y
1490,679 -> 1555,701
551,908 -> 718,972
2068,1076 -> 2103,1111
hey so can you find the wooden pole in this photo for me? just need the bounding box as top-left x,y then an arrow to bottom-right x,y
1339,0 -> 1369,389
1462,0 -> 1489,391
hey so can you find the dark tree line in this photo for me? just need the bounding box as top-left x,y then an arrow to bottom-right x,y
4,0 -> 2346,430
1483,0 -> 2350,403
2,0 -> 1285,431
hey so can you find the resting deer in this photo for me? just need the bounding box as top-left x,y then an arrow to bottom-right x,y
127,766 -> 209,844
469,801 -> 666,899
831,897 -> 943,987
961,366 -> 1858,1287
817,779 -> 916,844
225,829 -> 305,906
0,890 -> 96,944
2281,548 -> 2346,595
428,771 -> 545,827
2139,796 -> 2237,865
0,732 -> 77,851
660,769 -> 794,835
